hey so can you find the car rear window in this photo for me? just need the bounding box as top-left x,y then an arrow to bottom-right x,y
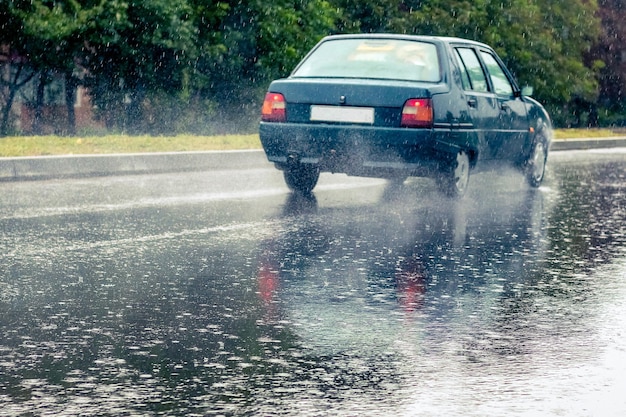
292,39 -> 441,82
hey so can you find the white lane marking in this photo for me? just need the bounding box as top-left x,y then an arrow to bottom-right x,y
1,179 -> 385,220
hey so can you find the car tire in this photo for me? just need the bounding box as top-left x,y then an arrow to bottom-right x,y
524,140 -> 547,188
438,150 -> 470,198
283,163 -> 320,194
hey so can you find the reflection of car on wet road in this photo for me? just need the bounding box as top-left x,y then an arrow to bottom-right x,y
256,186 -> 551,352
260,34 -> 553,197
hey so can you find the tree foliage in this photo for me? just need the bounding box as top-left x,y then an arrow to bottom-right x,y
188,0 -> 339,132
336,0 -> 602,125
1,1 -> 36,135
0,0 -> 618,135
79,0 -> 197,132
592,0 -> 626,123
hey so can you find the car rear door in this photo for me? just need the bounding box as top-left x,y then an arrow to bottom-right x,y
478,50 -> 530,160
453,46 -> 500,161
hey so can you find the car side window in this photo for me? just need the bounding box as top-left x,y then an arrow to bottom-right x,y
455,48 -> 488,93
480,51 -> 514,97
454,50 -> 472,90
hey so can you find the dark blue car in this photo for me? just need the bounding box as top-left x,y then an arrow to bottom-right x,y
260,34 -> 552,197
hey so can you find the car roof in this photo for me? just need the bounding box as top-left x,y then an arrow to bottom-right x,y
320,33 -> 491,50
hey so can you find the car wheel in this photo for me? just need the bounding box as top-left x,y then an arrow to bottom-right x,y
525,140 -> 547,187
438,150 -> 470,198
283,163 -> 320,194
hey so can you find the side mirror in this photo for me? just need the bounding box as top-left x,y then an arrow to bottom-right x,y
521,86 -> 534,97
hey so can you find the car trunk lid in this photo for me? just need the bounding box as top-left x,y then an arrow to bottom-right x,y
267,78 -> 448,127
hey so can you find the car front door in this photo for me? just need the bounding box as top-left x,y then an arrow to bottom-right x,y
479,50 -> 530,160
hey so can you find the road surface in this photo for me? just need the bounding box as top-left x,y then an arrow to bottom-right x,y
1,148 -> 625,416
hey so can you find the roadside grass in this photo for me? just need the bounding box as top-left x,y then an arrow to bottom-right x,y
553,128 -> 623,139
0,134 -> 261,157
0,129 -> 623,157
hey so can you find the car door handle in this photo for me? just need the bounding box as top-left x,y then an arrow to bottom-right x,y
467,98 -> 477,108
500,103 -> 511,113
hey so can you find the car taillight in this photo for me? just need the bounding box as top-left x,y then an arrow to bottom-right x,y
401,98 -> 433,128
261,93 -> 286,122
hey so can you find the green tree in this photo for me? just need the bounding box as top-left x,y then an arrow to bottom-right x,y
18,0 -> 95,134
337,0 -> 601,126
80,0 -> 197,133
494,0 -> 601,126
592,0 -> 626,125
1,1 -> 100,135
0,0 -> 609,134
0,1 -> 37,136
333,0 -> 404,33
390,0 -> 488,38
191,0 -> 339,133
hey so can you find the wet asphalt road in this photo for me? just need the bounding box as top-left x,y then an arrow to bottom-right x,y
1,148 -> 625,416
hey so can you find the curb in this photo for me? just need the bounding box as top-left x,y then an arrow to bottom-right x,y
549,136 -> 626,151
1,137 -> 625,182
0,150 -> 271,182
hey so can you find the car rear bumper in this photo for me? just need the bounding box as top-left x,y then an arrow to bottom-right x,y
259,122 -> 464,178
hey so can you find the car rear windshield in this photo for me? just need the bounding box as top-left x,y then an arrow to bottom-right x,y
292,38 -> 441,82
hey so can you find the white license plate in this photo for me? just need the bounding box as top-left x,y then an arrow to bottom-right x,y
310,105 -> 374,124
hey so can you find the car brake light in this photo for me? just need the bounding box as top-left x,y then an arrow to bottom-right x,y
262,93 -> 286,122
401,98 -> 433,128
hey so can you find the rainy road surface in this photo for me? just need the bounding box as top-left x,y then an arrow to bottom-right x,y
1,148 -> 626,416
